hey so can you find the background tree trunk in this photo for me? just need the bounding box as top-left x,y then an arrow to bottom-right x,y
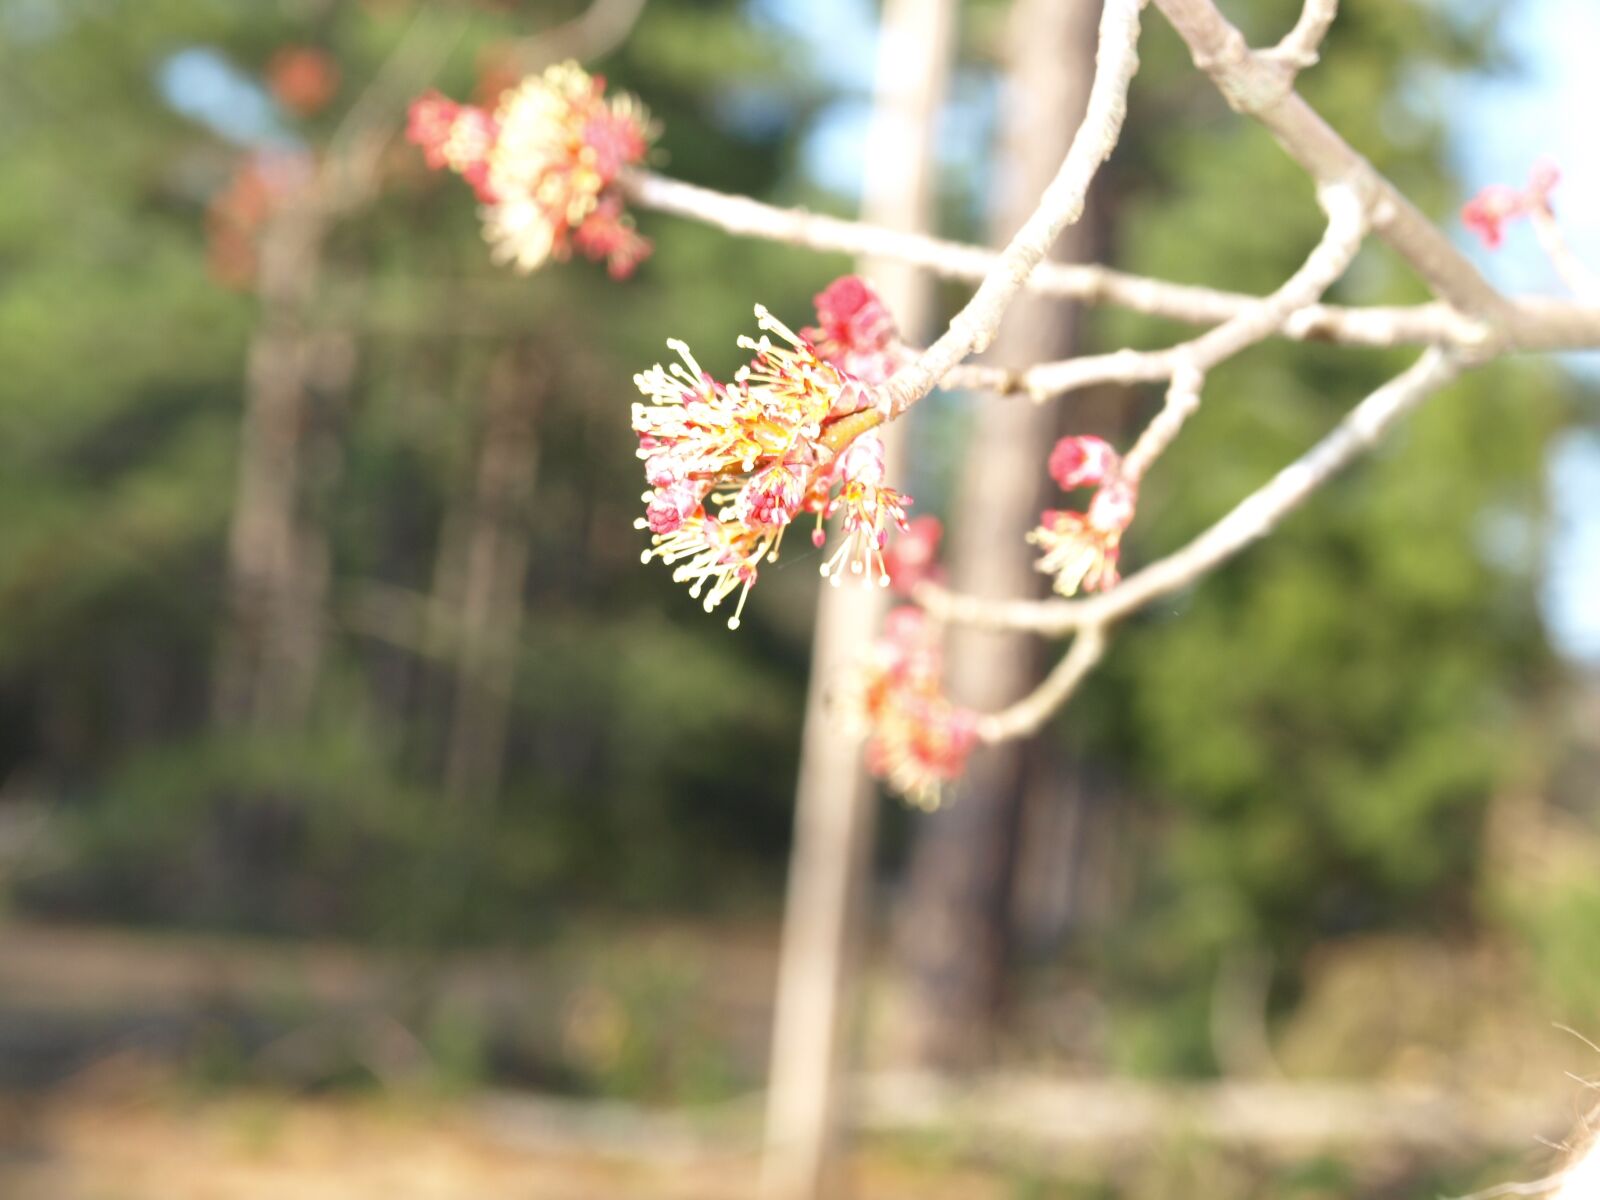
891,0 -> 1102,1072
213,202 -> 342,732
758,0 -> 956,1196
211,12 -> 464,734
433,347 -> 541,810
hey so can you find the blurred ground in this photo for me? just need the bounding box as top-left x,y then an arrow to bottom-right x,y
2,1091 -> 734,1200
0,1083 -> 1049,1200
0,1074 -> 1569,1200
0,919 -> 1590,1199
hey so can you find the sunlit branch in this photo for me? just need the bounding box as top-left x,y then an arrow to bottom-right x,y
1152,0 -> 1511,326
941,181 -> 1368,405
625,172 -> 1600,355
622,168 -> 1254,324
605,0 -> 1600,780
1119,181 -> 1368,479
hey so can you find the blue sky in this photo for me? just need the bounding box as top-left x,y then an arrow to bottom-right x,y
759,0 -> 1600,663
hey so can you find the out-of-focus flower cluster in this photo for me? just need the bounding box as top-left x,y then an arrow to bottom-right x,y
838,607 -> 977,809
633,277 -> 913,628
407,61 -> 654,278
1462,159 -> 1560,250
1029,435 -> 1136,596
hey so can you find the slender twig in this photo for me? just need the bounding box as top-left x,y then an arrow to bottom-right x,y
1120,361 -> 1203,480
1530,209 -> 1600,300
917,348 -> 1462,636
1119,181 -> 1368,478
1268,0 -> 1338,69
975,625 -> 1107,743
623,167 -> 1254,325
946,181 -> 1368,404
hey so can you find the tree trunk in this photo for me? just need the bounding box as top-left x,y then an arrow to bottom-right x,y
434,347 -> 540,810
213,202 -> 340,732
892,0 -> 1101,1072
758,1 -> 956,1196
211,13 -> 465,733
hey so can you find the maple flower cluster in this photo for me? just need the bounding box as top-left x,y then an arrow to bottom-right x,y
1028,435 -> 1137,596
839,608 -> 978,810
633,278 -> 913,629
407,61 -> 654,278
1461,159 -> 1560,250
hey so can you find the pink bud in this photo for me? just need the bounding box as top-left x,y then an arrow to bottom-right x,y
406,91 -> 498,202
801,276 -> 899,385
1048,435 -> 1120,491
1462,162 -> 1562,250
572,195 -> 652,277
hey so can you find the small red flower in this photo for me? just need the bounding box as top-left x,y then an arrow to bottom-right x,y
1029,470 -> 1136,597
1462,159 -> 1561,250
1030,436 -> 1137,595
1048,435 -> 1120,491
1462,184 -> 1523,250
801,275 -> 901,386
571,194 -> 652,280
820,432 -> 911,587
